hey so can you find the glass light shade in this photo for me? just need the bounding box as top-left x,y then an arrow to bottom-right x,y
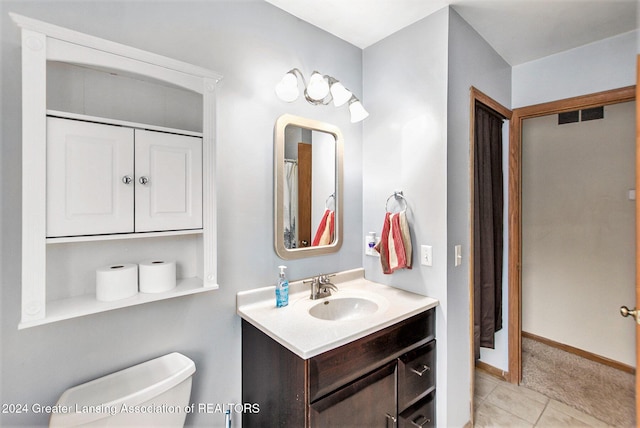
275,72 -> 299,102
349,99 -> 369,123
330,81 -> 352,107
306,71 -> 330,101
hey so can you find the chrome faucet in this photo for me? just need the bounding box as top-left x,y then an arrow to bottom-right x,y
304,274 -> 338,300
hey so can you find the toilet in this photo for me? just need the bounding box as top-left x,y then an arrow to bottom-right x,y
49,352 -> 196,427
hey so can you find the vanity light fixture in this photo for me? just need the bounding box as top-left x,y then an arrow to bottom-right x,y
275,68 -> 369,122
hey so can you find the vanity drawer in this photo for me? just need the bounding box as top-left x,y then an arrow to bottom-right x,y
309,309 -> 434,403
398,340 -> 436,410
399,392 -> 435,428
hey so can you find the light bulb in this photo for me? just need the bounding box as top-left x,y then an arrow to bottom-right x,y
349,98 -> 369,123
275,71 -> 299,102
330,81 -> 352,107
306,71 -> 330,101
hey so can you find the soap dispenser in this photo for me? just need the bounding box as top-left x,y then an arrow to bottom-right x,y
276,265 -> 289,308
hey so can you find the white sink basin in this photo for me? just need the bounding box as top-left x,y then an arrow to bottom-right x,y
237,269 -> 439,358
308,297 -> 379,321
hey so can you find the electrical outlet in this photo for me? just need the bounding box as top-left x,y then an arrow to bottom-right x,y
421,245 -> 433,266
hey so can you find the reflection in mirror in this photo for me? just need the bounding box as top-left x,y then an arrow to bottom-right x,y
275,114 -> 343,259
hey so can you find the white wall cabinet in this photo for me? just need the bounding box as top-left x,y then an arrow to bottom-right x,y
47,116 -> 203,238
12,13 -> 222,328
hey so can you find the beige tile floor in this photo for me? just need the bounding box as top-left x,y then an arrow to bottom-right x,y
474,370 -> 611,427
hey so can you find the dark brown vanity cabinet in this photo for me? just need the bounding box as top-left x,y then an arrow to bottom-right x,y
242,308 -> 436,427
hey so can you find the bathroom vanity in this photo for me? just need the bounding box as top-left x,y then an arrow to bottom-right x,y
237,269 -> 438,427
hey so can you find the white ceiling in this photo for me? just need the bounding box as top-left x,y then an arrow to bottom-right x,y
265,0 -> 638,66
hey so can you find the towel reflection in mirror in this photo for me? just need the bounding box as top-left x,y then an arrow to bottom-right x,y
311,193 -> 335,246
282,125 -> 336,249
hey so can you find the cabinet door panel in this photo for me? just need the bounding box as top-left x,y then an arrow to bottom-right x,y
310,362 -> 397,428
47,117 -> 134,237
134,130 -> 202,232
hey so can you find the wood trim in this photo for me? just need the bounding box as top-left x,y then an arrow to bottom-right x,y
522,331 -> 635,375
475,360 -> 510,382
508,110 -> 523,384
508,85 -> 636,385
470,87 -> 512,120
298,143 -> 312,247
468,88 -> 476,427
512,86 -> 635,119
635,55 -> 640,419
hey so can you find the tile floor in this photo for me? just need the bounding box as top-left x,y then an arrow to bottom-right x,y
474,369 -> 611,427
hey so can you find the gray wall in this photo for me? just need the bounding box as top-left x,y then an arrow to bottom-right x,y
362,8 -> 511,425
446,7 -> 512,414
0,2 -> 363,426
362,7 -> 511,426
512,30 -> 637,108
363,7 -> 450,425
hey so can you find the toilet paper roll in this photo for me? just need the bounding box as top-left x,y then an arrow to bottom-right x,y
139,260 -> 176,293
96,263 -> 139,302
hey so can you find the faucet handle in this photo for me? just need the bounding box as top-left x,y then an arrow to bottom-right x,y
319,273 -> 336,283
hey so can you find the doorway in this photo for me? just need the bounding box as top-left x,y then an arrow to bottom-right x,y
469,87 -> 512,425
471,86 -> 636,425
507,86 -> 636,385
519,99 -> 636,425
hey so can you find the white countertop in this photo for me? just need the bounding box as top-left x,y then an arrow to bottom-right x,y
236,268 -> 439,359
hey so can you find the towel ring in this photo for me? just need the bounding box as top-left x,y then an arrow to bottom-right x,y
325,193 -> 336,210
385,191 -> 407,213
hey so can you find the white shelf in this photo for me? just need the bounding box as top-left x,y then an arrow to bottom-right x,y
46,229 -> 203,244
13,13 -> 221,328
18,277 -> 218,329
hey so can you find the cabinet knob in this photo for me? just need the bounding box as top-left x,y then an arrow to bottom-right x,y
122,175 -> 132,185
139,176 -> 150,185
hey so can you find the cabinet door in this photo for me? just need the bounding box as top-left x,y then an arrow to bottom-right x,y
310,362 -> 397,428
47,117 -> 134,237
134,130 -> 202,232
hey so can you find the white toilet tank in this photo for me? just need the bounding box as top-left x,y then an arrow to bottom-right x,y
49,352 -> 196,427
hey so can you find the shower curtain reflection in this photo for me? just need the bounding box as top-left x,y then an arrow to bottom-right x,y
284,159 -> 298,249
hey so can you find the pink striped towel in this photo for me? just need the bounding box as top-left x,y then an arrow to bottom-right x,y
375,211 -> 412,274
312,209 -> 335,246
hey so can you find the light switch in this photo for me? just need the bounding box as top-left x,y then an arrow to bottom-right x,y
454,245 -> 462,267
421,245 -> 433,266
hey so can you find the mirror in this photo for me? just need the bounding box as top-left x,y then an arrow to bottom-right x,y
274,114 -> 343,259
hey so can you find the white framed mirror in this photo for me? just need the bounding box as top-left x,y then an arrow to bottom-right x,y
274,114 -> 343,259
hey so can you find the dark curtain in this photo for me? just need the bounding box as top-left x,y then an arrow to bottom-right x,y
473,102 -> 504,360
